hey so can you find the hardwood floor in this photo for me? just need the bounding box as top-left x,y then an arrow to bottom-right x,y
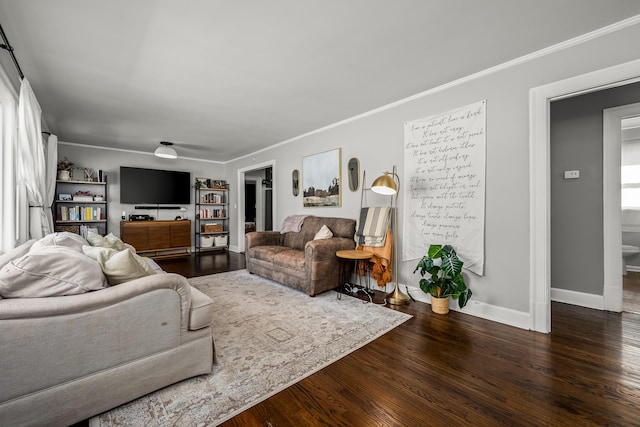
624,271 -> 640,314
78,254 -> 640,426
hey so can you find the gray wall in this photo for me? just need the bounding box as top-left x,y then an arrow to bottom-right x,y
550,82 -> 640,294
55,21 -> 640,323
226,21 -> 640,315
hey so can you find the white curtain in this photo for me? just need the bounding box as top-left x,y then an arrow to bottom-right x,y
43,133 -> 58,233
0,70 -> 18,251
17,78 -> 50,239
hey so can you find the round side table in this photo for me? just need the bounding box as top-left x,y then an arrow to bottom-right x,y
336,249 -> 373,301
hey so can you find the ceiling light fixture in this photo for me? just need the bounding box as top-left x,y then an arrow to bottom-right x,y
154,141 -> 177,159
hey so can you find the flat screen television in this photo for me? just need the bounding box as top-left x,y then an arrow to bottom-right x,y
120,166 -> 190,205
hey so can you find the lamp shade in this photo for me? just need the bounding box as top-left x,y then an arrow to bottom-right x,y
154,141 -> 177,159
371,173 -> 397,195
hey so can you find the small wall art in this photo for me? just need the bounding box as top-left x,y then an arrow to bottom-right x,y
302,148 -> 341,207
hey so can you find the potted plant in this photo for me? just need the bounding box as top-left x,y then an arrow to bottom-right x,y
413,244 -> 472,314
57,157 -> 73,181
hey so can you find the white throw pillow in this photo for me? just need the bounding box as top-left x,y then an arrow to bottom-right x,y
30,232 -> 89,253
82,245 -> 156,285
86,232 -> 127,251
314,224 -> 334,240
0,246 -> 107,298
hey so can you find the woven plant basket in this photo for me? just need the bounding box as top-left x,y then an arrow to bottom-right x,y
431,296 -> 450,314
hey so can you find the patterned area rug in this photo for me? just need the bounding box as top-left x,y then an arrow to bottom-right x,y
90,269 -> 411,426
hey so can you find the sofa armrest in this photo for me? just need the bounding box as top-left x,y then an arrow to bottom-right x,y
0,273 -> 193,330
246,231 -> 282,248
305,237 -> 356,261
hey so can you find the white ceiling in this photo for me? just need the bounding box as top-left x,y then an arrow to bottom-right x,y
2,1 -> 640,162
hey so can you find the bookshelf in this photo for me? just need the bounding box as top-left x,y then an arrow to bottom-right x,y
195,179 -> 229,252
53,178 -> 108,237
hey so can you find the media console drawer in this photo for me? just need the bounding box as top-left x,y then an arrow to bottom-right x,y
120,220 -> 191,257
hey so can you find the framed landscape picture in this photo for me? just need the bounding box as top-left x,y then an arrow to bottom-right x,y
302,148 -> 341,207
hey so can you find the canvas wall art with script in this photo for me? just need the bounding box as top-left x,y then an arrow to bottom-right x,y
403,100 -> 486,275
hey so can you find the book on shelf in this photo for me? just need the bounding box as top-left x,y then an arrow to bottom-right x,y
59,206 -> 102,221
198,208 -> 226,219
72,196 -> 93,202
200,193 -> 224,204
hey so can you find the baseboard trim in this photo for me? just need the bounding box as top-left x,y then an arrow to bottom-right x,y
404,284 -> 530,330
551,287 -> 604,310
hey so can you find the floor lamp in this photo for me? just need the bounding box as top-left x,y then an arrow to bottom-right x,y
371,165 -> 410,305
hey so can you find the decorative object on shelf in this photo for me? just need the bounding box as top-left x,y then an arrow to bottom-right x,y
292,169 -> 299,196
212,180 -> 227,189
93,195 -> 104,201
71,167 -> 86,181
413,243 -> 472,314
154,141 -> 178,159
348,158 -> 359,191
302,148 -> 341,207
57,157 -> 73,181
195,177 -> 210,189
58,193 -> 72,201
371,165 -> 409,305
201,235 -> 214,248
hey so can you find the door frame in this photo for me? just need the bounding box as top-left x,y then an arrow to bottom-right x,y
529,59 -> 640,333
237,160 -> 276,253
603,103 -> 640,313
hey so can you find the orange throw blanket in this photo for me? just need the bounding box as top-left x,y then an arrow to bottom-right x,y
356,228 -> 393,287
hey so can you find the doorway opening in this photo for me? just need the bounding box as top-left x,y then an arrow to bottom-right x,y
619,114 -> 640,314
245,181 -> 257,233
237,160 -> 276,253
530,59 -> 640,333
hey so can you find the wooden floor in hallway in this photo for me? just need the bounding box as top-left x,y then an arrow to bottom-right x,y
624,271 -> 640,314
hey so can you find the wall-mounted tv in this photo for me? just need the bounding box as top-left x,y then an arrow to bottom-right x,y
120,166 -> 190,205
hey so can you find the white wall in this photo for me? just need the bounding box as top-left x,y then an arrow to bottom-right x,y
225,20 -> 640,327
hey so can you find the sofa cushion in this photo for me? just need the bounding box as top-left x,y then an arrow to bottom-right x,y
272,249 -> 306,270
0,246 -> 108,298
189,286 -> 214,330
247,245 -> 292,263
0,239 -> 37,269
144,256 -> 165,274
82,246 -> 156,285
30,232 -> 88,253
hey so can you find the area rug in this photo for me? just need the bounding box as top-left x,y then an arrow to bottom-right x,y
90,269 -> 412,426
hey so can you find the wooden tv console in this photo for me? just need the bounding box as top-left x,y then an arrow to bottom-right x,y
120,220 -> 191,258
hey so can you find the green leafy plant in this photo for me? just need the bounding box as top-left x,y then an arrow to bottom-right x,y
413,244 -> 472,309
